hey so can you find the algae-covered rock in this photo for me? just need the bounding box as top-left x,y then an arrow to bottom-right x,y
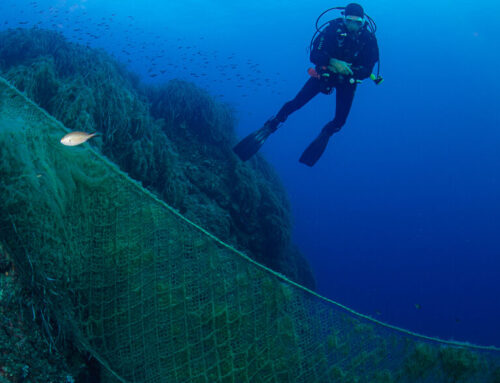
439,346 -> 479,382
0,245 -> 91,382
493,367 -> 500,383
404,342 -> 438,379
0,27 -> 315,290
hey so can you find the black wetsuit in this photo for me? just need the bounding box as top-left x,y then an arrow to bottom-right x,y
274,18 -> 379,135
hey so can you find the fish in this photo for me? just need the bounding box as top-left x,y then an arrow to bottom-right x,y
60,131 -> 98,146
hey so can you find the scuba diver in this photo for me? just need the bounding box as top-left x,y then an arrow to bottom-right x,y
233,3 -> 381,166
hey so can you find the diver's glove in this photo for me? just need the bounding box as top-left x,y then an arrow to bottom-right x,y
328,58 -> 353,76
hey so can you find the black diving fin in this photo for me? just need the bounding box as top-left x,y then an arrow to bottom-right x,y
233,120 -> 278,161
299,131 -> 332,167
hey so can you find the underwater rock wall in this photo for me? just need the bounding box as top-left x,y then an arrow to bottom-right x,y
0,244 -> 94,382
0,27 -> 315,289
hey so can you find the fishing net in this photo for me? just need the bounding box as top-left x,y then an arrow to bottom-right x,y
0,76 -> 498,382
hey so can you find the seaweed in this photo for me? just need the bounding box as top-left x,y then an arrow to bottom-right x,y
0,27 -> 313,288
0,245 -> 88,382
439,346 -> 479,382
404,342 -> 438,379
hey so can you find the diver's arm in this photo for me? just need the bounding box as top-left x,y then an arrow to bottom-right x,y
310,33 -> 331,66
310,21 -> 340,66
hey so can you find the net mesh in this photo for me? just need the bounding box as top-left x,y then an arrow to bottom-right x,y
0,76 -> 499,382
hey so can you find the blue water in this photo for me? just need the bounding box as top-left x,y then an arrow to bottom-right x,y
2,0 -> 499,347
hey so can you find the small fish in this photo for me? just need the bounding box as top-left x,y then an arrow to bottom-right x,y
414,303 -> 422,310
60,131 -> 98,146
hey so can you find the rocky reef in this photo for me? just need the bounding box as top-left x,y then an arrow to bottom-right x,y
0,27 -> 315,290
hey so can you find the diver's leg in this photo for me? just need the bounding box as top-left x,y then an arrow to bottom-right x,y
322,84 -> 356,135
266,78 -> 322,130
234,78 -> 321,161
299,85 -> 356,166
